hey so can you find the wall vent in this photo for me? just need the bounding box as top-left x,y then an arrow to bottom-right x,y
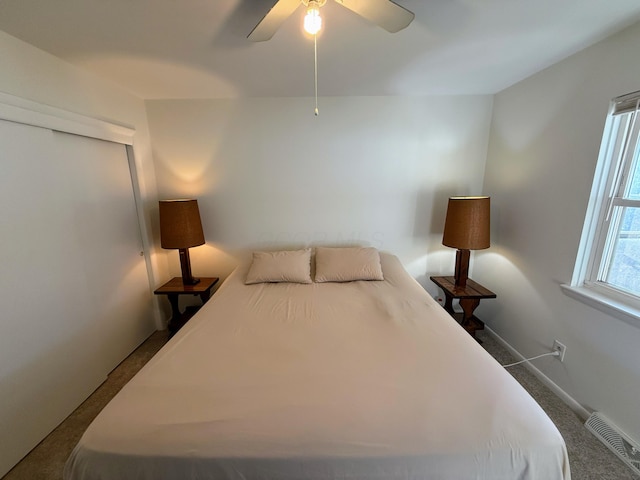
585,412 -> 640,476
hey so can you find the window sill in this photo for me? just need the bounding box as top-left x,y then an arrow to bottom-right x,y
561,284 -> 640,328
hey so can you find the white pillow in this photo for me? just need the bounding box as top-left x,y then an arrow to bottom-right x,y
245,248 -> 312,284
314,247 -> 384,283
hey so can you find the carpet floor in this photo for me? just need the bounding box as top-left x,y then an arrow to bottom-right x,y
2,328 -> 637,479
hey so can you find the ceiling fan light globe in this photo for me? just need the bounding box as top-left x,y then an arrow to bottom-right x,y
304,6 -> 322,34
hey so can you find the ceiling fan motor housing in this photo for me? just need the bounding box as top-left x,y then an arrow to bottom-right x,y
303,0 -> 327,8
248,0 -> 414,42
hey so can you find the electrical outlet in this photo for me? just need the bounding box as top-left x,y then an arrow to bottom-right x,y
552,340 -> 566,362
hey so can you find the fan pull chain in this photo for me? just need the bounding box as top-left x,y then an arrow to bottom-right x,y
314,32 -> 319,116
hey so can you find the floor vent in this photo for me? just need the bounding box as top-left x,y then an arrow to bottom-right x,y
585,412 -> 640,476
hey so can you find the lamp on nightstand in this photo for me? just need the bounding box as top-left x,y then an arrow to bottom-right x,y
159,199 -> 205,285
442,196 -> 490,288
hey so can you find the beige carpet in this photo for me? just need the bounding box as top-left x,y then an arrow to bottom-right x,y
2,329 -> 637,479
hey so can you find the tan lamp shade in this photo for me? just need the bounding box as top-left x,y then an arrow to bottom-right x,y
442,196 -> 490,250
159,199 -> 205,249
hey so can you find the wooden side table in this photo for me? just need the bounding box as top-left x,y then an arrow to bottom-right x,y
430,276 -> 496,341
154,277 -> 219,336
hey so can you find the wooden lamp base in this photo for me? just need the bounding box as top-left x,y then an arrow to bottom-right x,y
178,248 -> 199,285
454,248 -> 470,288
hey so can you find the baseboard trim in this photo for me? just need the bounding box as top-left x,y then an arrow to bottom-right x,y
485,326 -> 591,420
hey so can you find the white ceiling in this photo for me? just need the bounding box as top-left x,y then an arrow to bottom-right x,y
1,0 -> 640,100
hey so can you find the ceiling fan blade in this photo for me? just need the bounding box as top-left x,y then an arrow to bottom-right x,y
248,0 -> 302,42
336,0 -> 414,33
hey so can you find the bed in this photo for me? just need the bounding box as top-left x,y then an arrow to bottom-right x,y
64,249 -> 570,480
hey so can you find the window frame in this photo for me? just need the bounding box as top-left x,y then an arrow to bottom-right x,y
565,91 -> 640,326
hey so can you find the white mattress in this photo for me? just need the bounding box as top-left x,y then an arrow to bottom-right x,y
64,253 -> 570,480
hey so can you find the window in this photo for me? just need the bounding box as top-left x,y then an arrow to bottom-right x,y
567,91 -> 640,323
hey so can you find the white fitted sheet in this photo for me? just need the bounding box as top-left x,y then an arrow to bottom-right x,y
64,253 -> 570,480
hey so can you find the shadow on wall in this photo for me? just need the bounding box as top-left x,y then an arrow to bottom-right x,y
414,184 -> 472,241
410,185 -> 468,292
414,182 -> 474,260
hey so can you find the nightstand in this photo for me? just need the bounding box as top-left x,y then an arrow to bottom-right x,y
154,277 -> 219,336
430,276 -> 496,341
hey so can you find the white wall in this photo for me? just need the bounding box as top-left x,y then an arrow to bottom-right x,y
480,21 -> 640,442
145,95 -> 493,290
0,31 -> 163,475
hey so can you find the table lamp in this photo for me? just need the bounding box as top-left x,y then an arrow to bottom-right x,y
159,199 -> 205,285
442,196 -> 490,288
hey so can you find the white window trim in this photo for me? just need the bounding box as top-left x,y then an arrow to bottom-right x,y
563,93 -> 640,327
561,284 -> 640,327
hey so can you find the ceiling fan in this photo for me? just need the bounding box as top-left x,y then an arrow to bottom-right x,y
248,0 -> 415,42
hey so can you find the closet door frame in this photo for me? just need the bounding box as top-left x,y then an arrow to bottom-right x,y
0,91 -> 135,144
0,91 -> 157,322
0,91 -> 162,477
